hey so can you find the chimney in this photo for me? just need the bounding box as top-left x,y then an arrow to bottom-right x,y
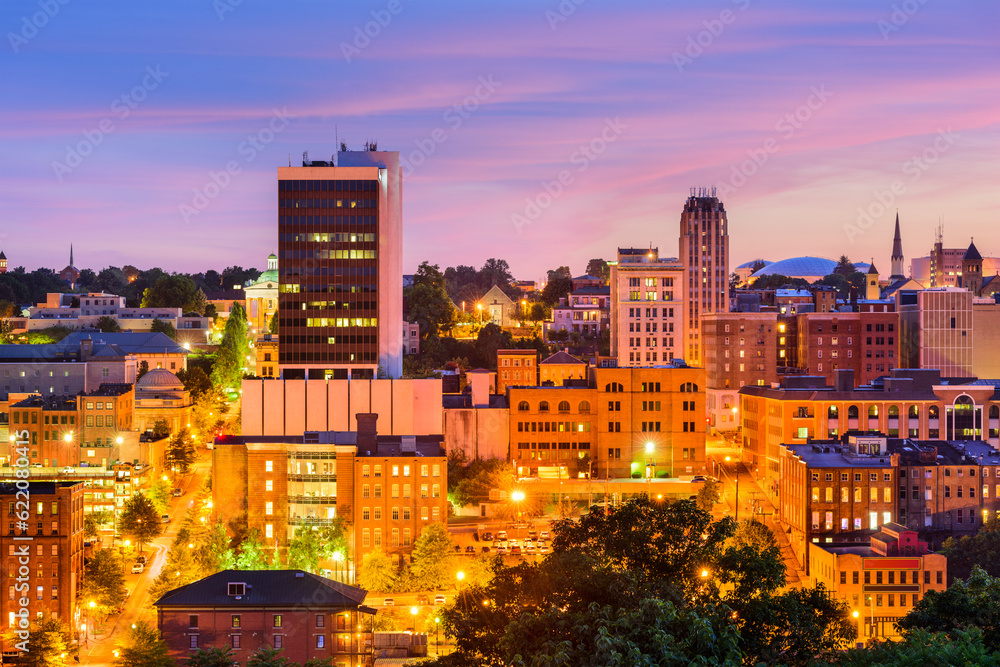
356,413 -> 378,452
80,337 -> 94,361
468,372 -> 490,407
834,368 -> 854,392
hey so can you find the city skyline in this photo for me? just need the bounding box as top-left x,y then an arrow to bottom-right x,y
1,0 -> 997,282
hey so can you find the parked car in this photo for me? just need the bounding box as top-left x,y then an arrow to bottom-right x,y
382,598 -> 395,607
539,531 -> 550,540
482,531 -> 494,541
525,544 -> 536,555
416,595 -> 429,605
691,476 -> 707,483
131,562 -> 144,574
135,554 -> 147,565
510,545 -> 522,556
496,530 -> 508,540
172,488 -> 182,497
465,545 -> 476,554
434,595 -> 447,605
495,546 -> 508,555
481,546 -> 491,554
527,530 -> 538,540
161,514 -> 170,523
539,545 -> 550,554
453,545 -> 461,553
508,538 -> 519,548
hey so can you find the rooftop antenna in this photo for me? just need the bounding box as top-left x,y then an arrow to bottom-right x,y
288,154 -> 291,167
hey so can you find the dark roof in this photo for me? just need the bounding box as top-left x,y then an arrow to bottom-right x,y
0,251 -> 6,260
541,351 -> 586,365
204,290 -> 245,301
61,331 -> 188,356
867,261 -> 879,275
965,240 -> 983,261
570,285 -> 610,296
11,395 -> 77,410
154,570 -> 374,611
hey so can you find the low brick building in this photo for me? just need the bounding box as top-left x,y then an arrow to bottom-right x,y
155,569 -> 376,666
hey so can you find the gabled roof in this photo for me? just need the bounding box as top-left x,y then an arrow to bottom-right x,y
964,240 -> 983,261
541,351 -> 586,365
90,344 -> 128,358
481,284 -> 513,305
154,570 -> 372,610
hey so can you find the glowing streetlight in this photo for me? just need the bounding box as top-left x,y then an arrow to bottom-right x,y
510,490 -> 525,502
63,432 -> 73,442
456,571 -> 465,582
410,606 -> 418,633
115,436 -> 124,445
852,610 -> 859,618
700,569 -> 709,578
645,442 -> 654,454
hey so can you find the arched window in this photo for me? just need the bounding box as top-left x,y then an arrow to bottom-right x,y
605,383 -> 623,393
888,405 -> 899,418
955,395 -> 974,408
868,405 -> 879,418
848,405 -> 859,419
680,382 -> 698,393
908,405 -> 919,419
579,401 -> 591,414
828,406 -> 838,419
558,401 -> 570,413
517,401 -> 529,412
929,406 -> 939,419
539,401 -> 550,413
991,405 -> 999,419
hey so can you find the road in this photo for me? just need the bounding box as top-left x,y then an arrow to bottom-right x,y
82,458 -> 211,666
707,441 -> 804,587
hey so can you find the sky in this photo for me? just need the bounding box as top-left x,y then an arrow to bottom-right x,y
1,0 -> 998,283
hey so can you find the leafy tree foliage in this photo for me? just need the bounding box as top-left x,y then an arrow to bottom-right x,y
410,523 -> 456,590
695,478 -> 721,512
14,618 -> 75,667
195,519 -> 237,574
834,255 -> 857,277
185,646 -> 236,667
150,318 -> 177,340
731,519 -> 777,552
407,262 -> 456,338
745,274 -> 811,290
137,361 -> 150,381
151,418 -> 170,438
81,549 -> 127,611
442,259 -> 520,305
176,366 -> 213,399
142,275 -> 206,314
584,258 -> 609,283
448,454 -> 512,508
287,520 -> 348,573
147,479 -> 172,514
119,493 -> 163,551
220,266 -> 260,290
541,274 -> 573,307
166,428 -> 196,473
234,529 -> 280,570
98,267 -> 130,295
113,620 -> 175,667
247,647 -> 294,667
0,267 -> 69,306
941,517 -> 1000,581
212,303 -> 249,391
357,549 -> 397,593
474,323 -> 513,370
824,628 -> 1000,666
896,565 -> 1000,650
95,315 -> 122,333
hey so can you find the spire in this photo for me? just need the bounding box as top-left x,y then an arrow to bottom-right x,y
964,237 -> 983,261
867,258 -> 879,275
69,244 -> 74,268
889,212 -> 905,279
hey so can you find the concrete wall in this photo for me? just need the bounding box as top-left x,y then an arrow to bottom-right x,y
443,407 -> 510,461
241,378 -> 443,436
974,302 -> 1000,379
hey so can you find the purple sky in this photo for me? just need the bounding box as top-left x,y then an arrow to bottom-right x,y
1,0 -> 998,283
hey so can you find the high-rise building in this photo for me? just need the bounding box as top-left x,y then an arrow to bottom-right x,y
277,150 -> 402,380
679,189 -> 730,366
897,287 -> 973,377
609,247 -> 685,367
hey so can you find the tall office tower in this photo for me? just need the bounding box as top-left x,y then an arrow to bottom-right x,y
609,247 -> 685,367
678,188 -> 730,366
277,149 -> 402,379
889,213 -> 905,281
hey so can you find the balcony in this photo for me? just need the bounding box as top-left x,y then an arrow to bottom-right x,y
288,495 -> 337,505
289,516 -> 339,527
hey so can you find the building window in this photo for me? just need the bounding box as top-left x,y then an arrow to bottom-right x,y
273,615 -> 283,628
316,635 -> 325,649
265,460 -> 273,472
274,635 -> 283,649
316,614 -> 325,628
265,480 -> 273,492
231,635 -> 241,649
232,615 -> 241,629
189,615 -> 199,629
265,502 -> 273,515
189,636 -> 198,650
265,524 -> 273,539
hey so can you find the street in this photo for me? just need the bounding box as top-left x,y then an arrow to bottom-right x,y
82,458 -> 211,666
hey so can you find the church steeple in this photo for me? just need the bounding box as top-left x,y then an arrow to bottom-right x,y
69,244 -> 74,268
866,258 -> 881,300
889,213 -> 905,280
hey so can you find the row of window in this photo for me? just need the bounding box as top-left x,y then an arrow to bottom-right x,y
361,464 -> 441,477
361,516 -> 439,546
628,337 -> 676,348
516,401 -> 591,413
811,487 -> 893,503
812,511 -> 892,530
515,442 -> 591,450
626,307 -> 675,319
517,421 -> 590,433
360,484 -> 441,499
6,502 -> 59,516
6,585 -> 57,601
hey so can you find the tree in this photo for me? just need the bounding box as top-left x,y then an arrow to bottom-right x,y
731,519 -> 777,552
834,255 -> 856,277
15,618 -> 75,667
695,478 -> 721,512
941,517 -> 1000,581
176,367 -> 213,399
150,318 -> 176,340
195,519 -> 236,574
584,258 -> 609,283
142,275 -> 206,314
137,360 -> 150,382
473,323 -> 512,369
212,303 -> 249,392
166,428 -> 196,474
235,530 -> 279,570
541,274 -> 573,307
151,418 -> 170,438
185,646 -> 236,667
247,648 -> 294,667
410,523 -> 456,590
357,550 -> 397,593
119,493 -> 163,552
287,520 -> 348,573
825,628 -> 1000,666
407,262 -> 456,338
98,267 -> 129,295
147,479 -> 172,514
95,316 -> 122,333
77,268 -> 99,291
897,565 -> 1000,650
81,549 -> 127,611
113,621 -> 174,667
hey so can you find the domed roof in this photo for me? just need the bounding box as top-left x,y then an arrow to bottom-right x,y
751,256 -> 837,278
736,259 -> 772,270
268,253 -> 277,260
137,368 -> 184,390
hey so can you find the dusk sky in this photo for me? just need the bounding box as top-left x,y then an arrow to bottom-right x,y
1,0 -> 997,283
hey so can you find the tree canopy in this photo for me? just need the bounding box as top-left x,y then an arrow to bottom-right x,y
119,493 -> 163,550
141,275 -> 207,314
407,261 -> 456,338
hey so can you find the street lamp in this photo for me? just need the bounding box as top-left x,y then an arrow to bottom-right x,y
510,490 -> 525,537
434,617 -> 440,656
476,303 -> 483,324
645,442 -> 655,497
456,570 -> 465,583
724,456 -> 740,520
410,606 -> 418,634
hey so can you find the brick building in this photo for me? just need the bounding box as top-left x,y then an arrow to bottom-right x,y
810,524 -> 947,643
155,569 -> 375,666
609,247 -> 685,368
212,415 -> 447,572
0,481 -> 85,645
794,311 -> 900,386
495,350 -> 538,395
509,364 -> 706,479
